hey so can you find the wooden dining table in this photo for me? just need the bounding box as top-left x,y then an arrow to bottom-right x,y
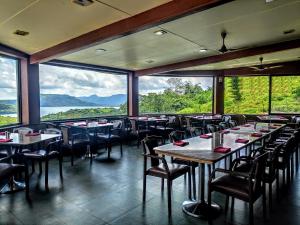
154,122 -> 285,218
257,115 -> 289,123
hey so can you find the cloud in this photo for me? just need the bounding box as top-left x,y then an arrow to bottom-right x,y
39,64 -> 127,97
139,76 -> 213,95
0,56 -> 18,99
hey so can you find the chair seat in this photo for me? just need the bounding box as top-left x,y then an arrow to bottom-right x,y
0,163 -> 25,179
211,174 -> 259,202
96,134 -> 120,140
147,163 -> 189,179
68,139 -> 90,146
23,150 -> 59,159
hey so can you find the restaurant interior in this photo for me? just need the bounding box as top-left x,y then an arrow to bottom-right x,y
0,0 -> 300,224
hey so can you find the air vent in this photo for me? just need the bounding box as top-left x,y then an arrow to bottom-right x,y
73,0 -> 94,7
14,30 -> 29,36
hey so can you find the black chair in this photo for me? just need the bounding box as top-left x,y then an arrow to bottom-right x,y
142,136 -> 191,218
22,140 -> 63,191
186,126 -> 204,137
206,124 -> 219,133
208,152 -> 268,225
60,125 -> 91,166
130,119 -> 152,148
0,156 -> 29,199
91,124 -> 122,160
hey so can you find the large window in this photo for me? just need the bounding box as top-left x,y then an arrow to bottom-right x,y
0,55 -> 19,126
39,64 -> 128,121
224,76 -> 269,114
139,76 -> 213,114
271,76 -> 300,113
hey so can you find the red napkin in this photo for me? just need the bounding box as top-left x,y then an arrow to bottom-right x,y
0,132 -> 5,135
260,129 -> 270,133
251,133 -> 263,137
220,130 -> 230,134
0,138 -> 13,142
231,127 -> 240,130
235,138 -> 249,144
200,134 -> 212,139
25,132 -> 40,136
173,141 -> 189,147
242,124 -> 251,127
214,147 -> 231,153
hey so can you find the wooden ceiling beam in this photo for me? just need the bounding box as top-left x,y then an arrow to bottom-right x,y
30,0 -> 230,64
136,38 -> 300,76
156,60 -> 300,76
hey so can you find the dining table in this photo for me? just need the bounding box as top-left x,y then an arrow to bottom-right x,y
257,115 -> 289,123
154,122 -> 285,218
185,115 -> 222,127
0,132 -> 61,193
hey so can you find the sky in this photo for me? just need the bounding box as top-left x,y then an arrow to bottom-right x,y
0,56 -> 213,99
0,56 -> 18,100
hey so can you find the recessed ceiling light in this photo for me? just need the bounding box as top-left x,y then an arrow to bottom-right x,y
199,48 -> 208,53
95,48 -> 106,53
283,29 -> 295,35
14,30 -> 29,36
73,0 -> 94,7
146,60 -> 155,64
154,30 -> 167,36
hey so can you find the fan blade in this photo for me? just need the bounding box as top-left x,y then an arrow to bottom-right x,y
266,65 -> 283,69
249,66 -> 261,71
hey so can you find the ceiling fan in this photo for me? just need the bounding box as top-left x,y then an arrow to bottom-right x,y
249,57 -> 283,71
218,31 -> 242,54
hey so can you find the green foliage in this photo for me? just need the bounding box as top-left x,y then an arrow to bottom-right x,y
41,107 -> 125,121
0,104 -> 16,114
0,116 -> 17,126
139,78 -> 212,114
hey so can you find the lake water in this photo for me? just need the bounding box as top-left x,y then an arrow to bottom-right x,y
1,106 -> 120,117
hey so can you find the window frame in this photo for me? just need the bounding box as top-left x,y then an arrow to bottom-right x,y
138,75 -> 215,115
39,61 -> 130,121
0,53 -> 22,127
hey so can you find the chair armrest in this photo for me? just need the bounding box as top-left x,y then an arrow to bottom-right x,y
143,153 -> 169,172
210,168 -> 251,181
0,156 -> 13,163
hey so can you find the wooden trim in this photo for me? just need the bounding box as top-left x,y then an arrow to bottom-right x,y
128,72 -> 139,116
46,60 -> 131,74
20,59 -> 29,125
30,0 -> 230,64
136,39 -> 300,76
0,44 -> 28,59
214,73 -> 224,114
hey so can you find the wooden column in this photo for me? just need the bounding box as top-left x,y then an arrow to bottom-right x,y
214,73 -> 224,114
128,72 -> 139,116
20,60 -> 40,125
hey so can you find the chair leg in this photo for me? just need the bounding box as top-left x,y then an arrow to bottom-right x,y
39,161 -> 42,175
24,167 -> 30,200
45,160 -> 49,191
71,149 -> 74,166
249,202 -> 254,225
161,178 -> 164,192
120,142 -> 123,156
276,171 -> 280,201
231,197 -> 235,215
225,195 -> 229,214
107,143 -> 112,159
269,182 -> 272,211
59,156 -> 63,180
296,148 -> 299,171
167,179 -> 172,218
291,155 -> 294,179
31,161 -> 35,174
263,183 -> 266,219
142,174 -> 147,202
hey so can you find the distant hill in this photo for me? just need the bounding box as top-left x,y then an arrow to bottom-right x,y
40,94 -> 98,107
78,94 -> 127,106
0,100 -> 17,105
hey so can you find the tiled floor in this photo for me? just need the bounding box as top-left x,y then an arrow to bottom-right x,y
1,143 -> 300,225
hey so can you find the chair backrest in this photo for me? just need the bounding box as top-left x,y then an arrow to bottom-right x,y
142,136 -> 163,167
42,128 -> 62,135
229,120 -> 238,128
219,122 -> 228,130
222,115 -> 231,123
59,125 -> 70,145
46,139 -> 63,153
111,120 -> 123,129
187,127 -> 203,137
13,127 -> 33,134
169,130 -> 185,142
98,118 -> 108,123
207,124 -> 218,133
250,152 -> 268,194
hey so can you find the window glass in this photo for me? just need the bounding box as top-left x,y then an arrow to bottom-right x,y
139,76 -> 213,114
224,76 -> 269,114
271,76 -> 300,113
0,55 -> 19,126
39,64 -> 128,121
